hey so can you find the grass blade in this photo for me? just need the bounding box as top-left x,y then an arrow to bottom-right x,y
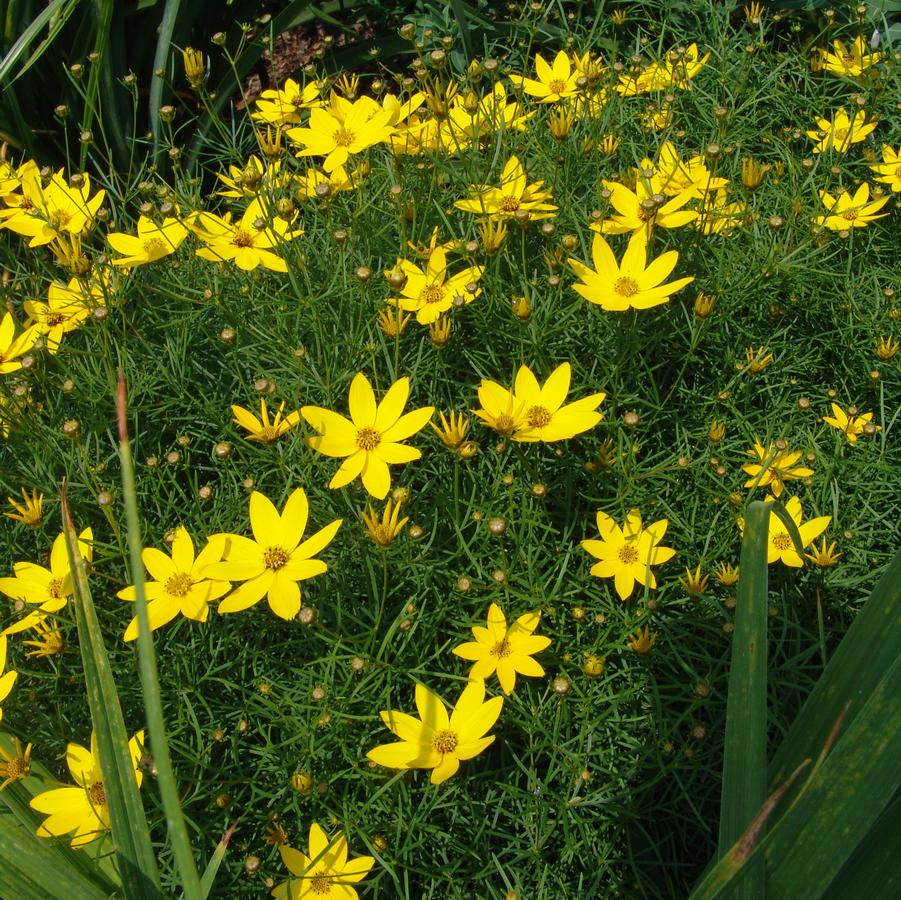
0,0 -> 79,85
61,483 -> 162,899
116,375 -> 204,900
198,820 -> 238,900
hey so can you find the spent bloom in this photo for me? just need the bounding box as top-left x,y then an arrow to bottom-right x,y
367,680 -> 503,784
30,731 -> 144,848
807,109 -> 876,153
741,441 -> 813,497
205,488 -> 341,620
302,374 -> 434,499
822,403 -> 879,443
361,499 -> 409,549
454,156 -> 557,221
117,527 -> 230,641
581,510 -> 676,601
232,398 -> 301,443
806,537 -> 842,568
568,230 -> 694,312
272,822 -> 375,900
814,184 -> 889,230
453,603 -> 551,695
21,616 -> 65,658
628,626 -> 657,655
5,487 -> 43,527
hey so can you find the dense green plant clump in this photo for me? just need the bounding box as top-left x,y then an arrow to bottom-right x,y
0,2 -> 898,897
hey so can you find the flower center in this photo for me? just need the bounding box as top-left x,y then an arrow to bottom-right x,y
309,874 -> 332,895
500,196 -> 520,213
6,756 -> 28,778
45,313 -> 65,327
618,543 -> 639,565
263,546 -> 290,570
772,533 -> 792,550
356,426 -> 381,451
493,413 -> 515,434
421,284 -> 445,305
833,127 -> 848,143
143,237 -> 168,256
492,639 -> 511,658
48,578 -> 65,600
232,229 -> 255,248
526,405 -> 552,428
50,210 -> 74,230
842,209 -> 858,221
432,729 -> 459,754
614,276 -> 640,297
164,572 -> 194,598
332,127 -> 355,147
548,79 -> 567,95
88,781 -> 106,808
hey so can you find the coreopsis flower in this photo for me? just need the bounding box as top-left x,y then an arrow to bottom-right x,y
875,336 -> 899,361
454,156 -> 557,221
387,247 -> 484,326
870,145 -> 901,192
822,403 -> 879,443
744,346 -> 773,373
116,527 -> 230,641
204,488 -> 341,620
807,109 -> 877,154
479,218 -> 507,254
760,496 -> 830,568
216,157 -> 293,199
548,105 -> 575,141
30,731 -> 144,848
183,47 -> 206,89
592,180 -> 697,236
0,529 -> 93,636
253,77 -> 321,126
509,50 -> 581,103
430,313 -> 451,345
272,822 -> 374,900
568,230 -> 694,312
191,198 -> 301,272
627,626 -> 657,655
5,487 -> 43,526
716,562 -> 739,586
21,616 -> 65,657
472,376 -> 525,436
24,281 -> 93,354
616,43 -> 709,95
0,737 -> 32,790
377,306 -> 410,338
361,498 -> 409,549
452,603 -> 551,695
431,410 -> 470,450
366,680 -> 503,784
508,362 -> 605,442
0,311 -> 37,375
814,184 -> 889,230
107,215 -> 188,267
678,564 -> 709,595
742,441 -> 813,497
231,398 -> 301,443
744,2 -> 764,24
597,134 -> 620,155
819,35 -> 881,78
581,510 -> 676,601
644,142 -> 728,199
301,374 -> 434,499
806,537 -> 841,568
294,164 -> 362,200
0,634 -> 17,721
741,156 -> 767,191
695,189 -> 746,236
0,168 -> 105,247
287,95 -> 393,172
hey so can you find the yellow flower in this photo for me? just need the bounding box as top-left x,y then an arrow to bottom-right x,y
231,398 -> 301,443
0,311 -> 38,375
429,315 -> 452,346
361,498 -> 409,549
568,230 -> 694,312
253,77 -> 321,126
509,50 -> 581,103
479,218 -> 508,254
117,527 -> 231,640
819,36 -> 880,78
875,335 -> 899,361
716,562 -> 740,587
0,737 -> 32,790
366,680 -> 503,784
388,246 -> 484,326
301,374 -> 434,499
30,731 -> 144,848
272,822 -> 374,900
453,603 -> 551,695
107,215 -> 188,266
24,280 -> 93,354
183,47 -> 206,88
5,487 -> 43,526
627,626 -> 657,655
597,134 -> 620,155
204,488 -> 342,620
287,94 -> 393,172
815,183 -> 889,230
807,109 -> 877,154
454,156 -> 557,221
581,510 -> 676,600
0,529 -> 93,635
592,179 -> 697,236
695,189 -> 747,237
216,156 -> 293,199
472,377 -> 525,436
678,564 -> 709,595
431,410 -> 470,450
822,403 -> 879,443
806,537 -> 842,568
294,164 -> 362,200
548,105 -> 575,141
191,198 -> 301,272
644,142 -> 729,199
761,496 -> 830,568
708,420 -> 726,443
0,634 -> 17,721
744,2 -> 764,24
744,346 -> 773,373
22,616 -> 65,657
741,156 -> 767,191
616,44 -> 709,95
377,306 -> 411,338
870,145 -> 901,192
742,441 -> 813,497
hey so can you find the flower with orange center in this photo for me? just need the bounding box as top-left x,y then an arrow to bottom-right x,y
205,489 -> 341,620
581,510 -> 676,600
301,374 -> 434,499
367,680 -> 503,784
568,230 -> 694,312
